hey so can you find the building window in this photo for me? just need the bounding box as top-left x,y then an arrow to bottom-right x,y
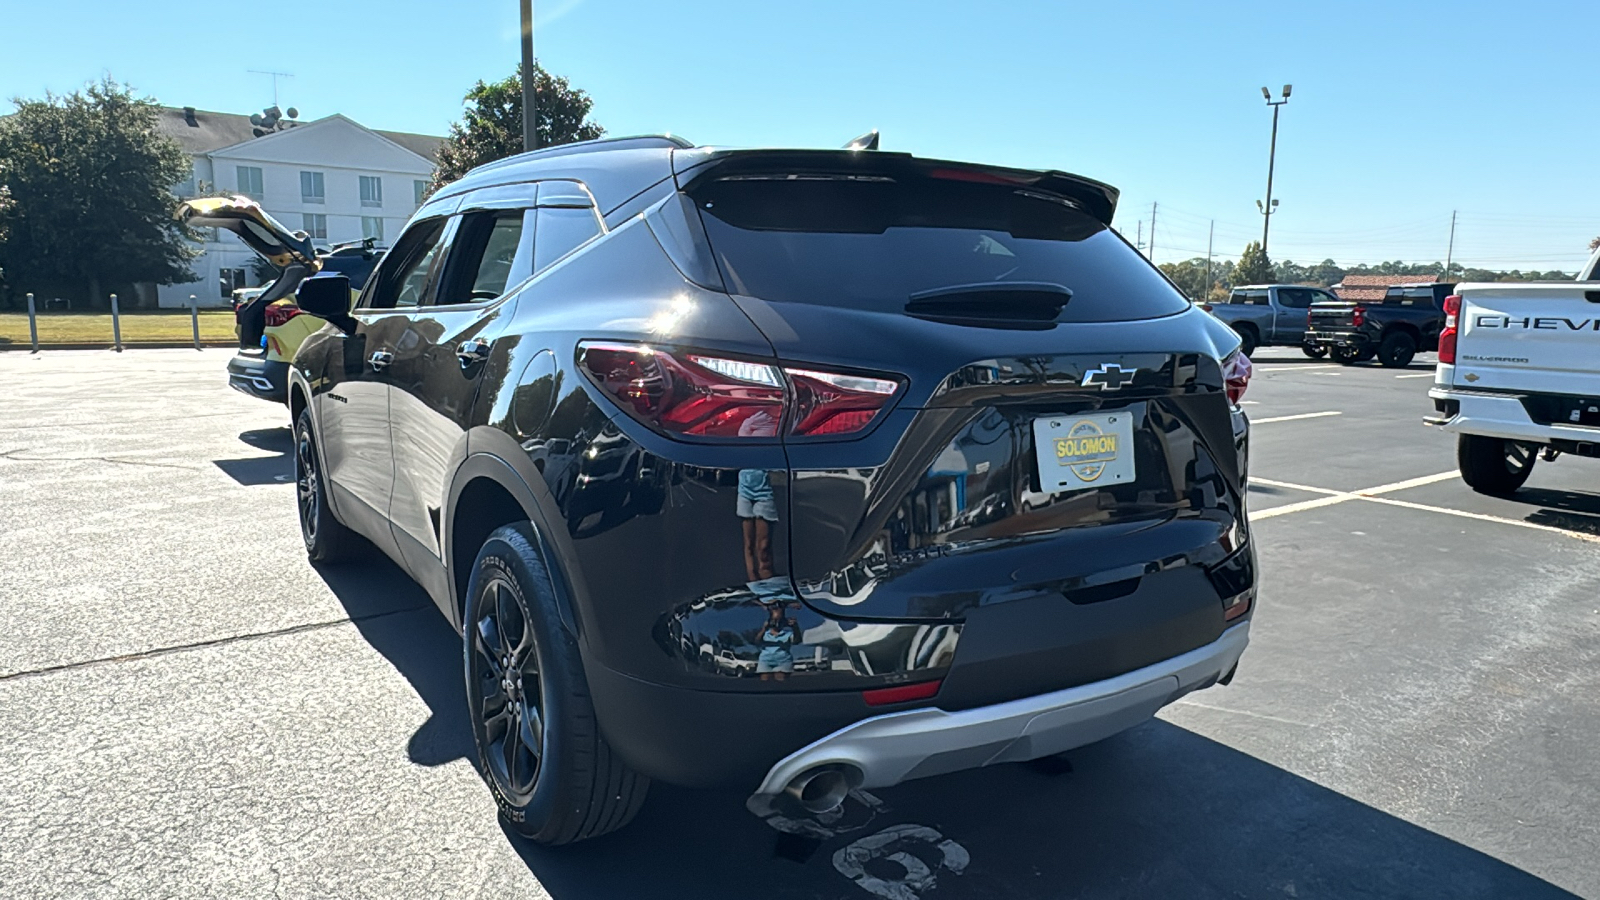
414,179 -> 428,206
361,216 -> 385,241
302,213 -> 328,240
359,175 -> 383,208
220,267 -> 247,299
300,171 -> 325,204
236,166 -> 264,198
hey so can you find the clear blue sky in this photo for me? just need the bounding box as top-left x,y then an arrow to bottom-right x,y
3,0 -> 1596,272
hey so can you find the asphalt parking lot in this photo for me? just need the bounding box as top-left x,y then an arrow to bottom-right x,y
2,347 -> 1598,899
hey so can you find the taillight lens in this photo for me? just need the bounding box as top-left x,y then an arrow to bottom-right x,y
577,342 -> 898,439
263,303 -> 303,328
1200,303 -> 1213,313
1351,305 -> 1366,327
1223,350 -> 1252,406
1438,294 -> 1461,364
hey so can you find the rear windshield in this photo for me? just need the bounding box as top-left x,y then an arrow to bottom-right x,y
692,175 -> 1189,323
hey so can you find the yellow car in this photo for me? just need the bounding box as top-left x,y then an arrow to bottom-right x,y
177,196 -> 381,403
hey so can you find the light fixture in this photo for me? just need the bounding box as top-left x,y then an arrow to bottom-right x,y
1282,84 -> 1293,98
1261,86 -> 1271,100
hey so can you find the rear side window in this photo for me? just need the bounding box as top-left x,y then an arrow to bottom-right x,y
533,207 -> 603,274
693,176 -> 1189,323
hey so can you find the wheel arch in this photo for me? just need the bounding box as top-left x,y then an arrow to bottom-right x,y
444,442 -> 584,638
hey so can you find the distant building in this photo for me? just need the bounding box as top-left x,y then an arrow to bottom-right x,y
1331,274 -> 1449,303
153,106 -> 443,307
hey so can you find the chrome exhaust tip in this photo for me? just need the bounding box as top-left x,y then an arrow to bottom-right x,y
783,765 -> 858,814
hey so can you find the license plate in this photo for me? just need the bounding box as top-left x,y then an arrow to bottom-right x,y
1033,411 -> 1136,492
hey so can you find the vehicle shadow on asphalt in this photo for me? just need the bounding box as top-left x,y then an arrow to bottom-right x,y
504,720 -> 1578,900
313,554 -> 475,768
212,427 -> 293,486
305,555 -> 1576,900
1513,487 -> 1600,538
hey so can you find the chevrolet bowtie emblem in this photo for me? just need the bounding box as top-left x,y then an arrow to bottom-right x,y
1081,363 -> 1139,390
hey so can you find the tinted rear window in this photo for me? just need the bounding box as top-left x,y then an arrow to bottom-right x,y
693,176 -> 1189,323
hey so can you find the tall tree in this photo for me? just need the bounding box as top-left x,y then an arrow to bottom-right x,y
0,78 -> 196,307
1235,241 -> 1273,285
429,63 -> 605,194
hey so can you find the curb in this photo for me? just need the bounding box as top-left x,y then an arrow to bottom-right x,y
0,341 -> 239,352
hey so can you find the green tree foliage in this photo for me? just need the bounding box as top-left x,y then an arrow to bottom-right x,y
0,78 -> 196,307
1235,241 -> 1273,286
430,63 -> 605,195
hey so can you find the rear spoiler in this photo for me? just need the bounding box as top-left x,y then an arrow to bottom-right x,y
671,148 -> 1120,225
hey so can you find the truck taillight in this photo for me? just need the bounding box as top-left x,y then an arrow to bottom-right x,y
577,342 -> 899,439
1351,305 -> 1366,327
1438,294 -> 1461,364
1223,349 -> 1252,406
263,303 -> 303,328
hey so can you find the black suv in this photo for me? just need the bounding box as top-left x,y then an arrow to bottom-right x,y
286,136 -> 1259,843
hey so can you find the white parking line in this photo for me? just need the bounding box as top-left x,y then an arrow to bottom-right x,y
1251,411 -> 1343,424
1249,471 -> 1600,542
1256,364 -> 1339,372
1395,373 -> 1435,379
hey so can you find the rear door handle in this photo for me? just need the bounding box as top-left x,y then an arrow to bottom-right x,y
456,339 -> 490,367
368,350 -> 394,371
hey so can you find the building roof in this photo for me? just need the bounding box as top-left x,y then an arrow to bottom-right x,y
152,106 -> 444,164
1331,274 -> 1447,302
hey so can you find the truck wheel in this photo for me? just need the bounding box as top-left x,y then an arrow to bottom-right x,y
1233,327 -> 1258,357
1377,332 -> 1417,368
1352,346 -> 1376,363
1301,344 -> 1327,359
1331,347 -> 1361,365
1457,435 -> 1536,496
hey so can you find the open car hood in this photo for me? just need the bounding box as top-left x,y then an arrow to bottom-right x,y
177,196 -> 318,268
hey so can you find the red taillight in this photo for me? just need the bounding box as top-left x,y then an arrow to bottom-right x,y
1200,303 -> 1213,312
1223,350 -> 1252,406
862,679 -> 942,707
1351,305 -> 1366,328
263,303 -> 304,328
577,342 -> 898,439
1438,294 -> 1461,364
1223,594 -> 1251,621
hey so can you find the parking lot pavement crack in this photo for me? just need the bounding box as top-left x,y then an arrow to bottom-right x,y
0,603 -> 434,682
0,448 -> 202,470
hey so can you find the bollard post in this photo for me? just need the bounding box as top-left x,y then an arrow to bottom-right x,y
190,294 -> 201,350
27,293 -> 39,353
110,293 -> 123,352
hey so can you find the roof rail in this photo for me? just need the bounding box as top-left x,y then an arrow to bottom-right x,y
467,134 -> 694,177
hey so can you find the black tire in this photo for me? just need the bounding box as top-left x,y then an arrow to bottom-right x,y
464,522 -> 648,844
294,408 -> 363,563
1331,346 -> 1361,365
1377,331 -> 1417,368
1457,435 -> 1536,496
1233,327 -> 1258,358
1301,344 -> 1328,358
1352,346 -> 1376,363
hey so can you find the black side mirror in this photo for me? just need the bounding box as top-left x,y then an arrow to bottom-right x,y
296,274 -> 351,317
296,274 -> 357,334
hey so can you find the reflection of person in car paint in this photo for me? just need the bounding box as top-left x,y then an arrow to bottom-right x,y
756,604 -> 797,681
737,409 -> 779,582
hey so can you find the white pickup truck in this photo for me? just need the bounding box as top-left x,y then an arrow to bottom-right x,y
1428,248 -> 1600,494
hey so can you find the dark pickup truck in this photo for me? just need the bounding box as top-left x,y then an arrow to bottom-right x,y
1306,282 -> 1455,367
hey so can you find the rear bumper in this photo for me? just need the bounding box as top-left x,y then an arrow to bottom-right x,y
227,354 -> 289,403
747,620 -> 1249,812
1305,329 -> 1370,348
1429,387 -> 1600,446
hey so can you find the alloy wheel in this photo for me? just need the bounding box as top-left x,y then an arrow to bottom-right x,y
295,427 -> 319,545
1504,442 -> 1536,476
470,577 -> 545,805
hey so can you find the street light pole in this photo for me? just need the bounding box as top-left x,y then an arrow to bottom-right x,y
520,0 -> 538,153
1257,84 -> 1291,257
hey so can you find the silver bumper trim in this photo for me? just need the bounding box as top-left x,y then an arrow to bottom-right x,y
748,621 -> 1250,812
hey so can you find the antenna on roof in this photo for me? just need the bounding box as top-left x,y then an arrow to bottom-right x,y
247,69 -> 294,109
844,130 -> 880,151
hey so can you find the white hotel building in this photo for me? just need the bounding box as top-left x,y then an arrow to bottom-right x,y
154,106 -> 443,307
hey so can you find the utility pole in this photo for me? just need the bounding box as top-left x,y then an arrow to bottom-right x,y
520,0 -> 538,153
1257,85 -> 1291,257
1149,202 -> 1158,262
1136,220 -> 1143,253
1444,210 -> 1457,277
1205,220 -> 1215,298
